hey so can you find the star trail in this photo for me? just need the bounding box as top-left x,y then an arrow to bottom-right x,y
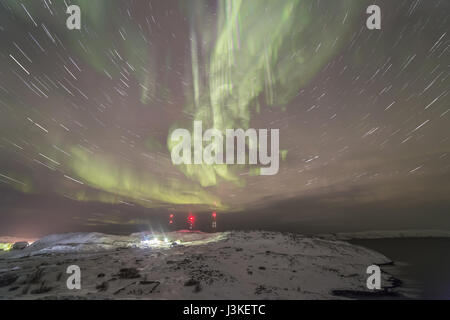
0,0 -> 449,236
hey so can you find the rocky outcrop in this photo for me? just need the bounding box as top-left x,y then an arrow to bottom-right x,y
12,242 -> 29,250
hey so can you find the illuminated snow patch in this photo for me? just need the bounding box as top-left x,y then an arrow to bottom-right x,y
0,243 -> 13,252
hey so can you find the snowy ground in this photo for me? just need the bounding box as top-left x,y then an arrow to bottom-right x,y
0,230 -> 406,300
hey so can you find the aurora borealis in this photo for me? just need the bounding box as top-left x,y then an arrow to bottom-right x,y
0,0 -> 449,236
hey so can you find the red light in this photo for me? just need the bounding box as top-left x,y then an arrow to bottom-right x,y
169,214 -> 174,218
189,216 -> 194,221
212,212 -> 216,218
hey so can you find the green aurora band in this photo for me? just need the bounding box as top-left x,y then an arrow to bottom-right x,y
1,0 -> 367,210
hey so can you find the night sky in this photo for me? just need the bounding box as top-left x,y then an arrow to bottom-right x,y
0,0 -> 449,237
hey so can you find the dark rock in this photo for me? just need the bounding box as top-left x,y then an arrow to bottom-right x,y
194,282 -> 202,293
117,268 -> 140,279
30,281 -> 52,294
25,268 -> 45,284
139,281 -> 160,293
12,241 -> 29,250
255,285 -> 271,295
0,273 -> 19,287
387,276 -> 403,288
184,278 -> 199,287
22,285 -> 30,295
96,281 -> 108,292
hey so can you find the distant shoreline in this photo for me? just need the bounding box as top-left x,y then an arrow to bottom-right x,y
319,230 -> 450,241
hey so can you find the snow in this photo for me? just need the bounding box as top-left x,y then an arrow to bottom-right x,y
0,230 -> 406,299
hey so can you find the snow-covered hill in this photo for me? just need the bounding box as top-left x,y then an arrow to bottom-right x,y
0,230 -> 405,299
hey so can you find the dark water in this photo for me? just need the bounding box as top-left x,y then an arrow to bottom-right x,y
350,238 -> 450,300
